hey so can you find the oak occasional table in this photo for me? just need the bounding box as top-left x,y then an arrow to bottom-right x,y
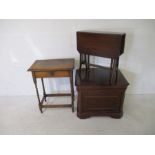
28,58 -> 75,113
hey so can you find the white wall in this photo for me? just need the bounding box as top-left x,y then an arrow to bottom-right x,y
0,19 -> 155,95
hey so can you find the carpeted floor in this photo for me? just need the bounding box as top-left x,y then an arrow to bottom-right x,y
0,94 -> 155,135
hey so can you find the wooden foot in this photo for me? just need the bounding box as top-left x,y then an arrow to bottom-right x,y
110,113 -> 123,119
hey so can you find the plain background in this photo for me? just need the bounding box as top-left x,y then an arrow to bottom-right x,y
0,0 -> 155,155
0,19 -> 155,96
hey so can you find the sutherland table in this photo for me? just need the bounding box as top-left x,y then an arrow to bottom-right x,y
28,58 -> 75,113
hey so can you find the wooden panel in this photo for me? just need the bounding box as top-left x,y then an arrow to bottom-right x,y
75,68 -> 129,88
34,70 -> 70,78
83,95 -> 120,111
82,89 -> 121,112
77,31 -> 126,58
85,89 -> 122,96
28,58 -> 74,71
77,88 -> 125,118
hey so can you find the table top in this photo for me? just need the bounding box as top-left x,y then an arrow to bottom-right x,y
75,68 -> 129,88
77,31 -> 126,58
28,58 -> 74,71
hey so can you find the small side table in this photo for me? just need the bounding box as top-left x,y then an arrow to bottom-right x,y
28,58 -> 75,113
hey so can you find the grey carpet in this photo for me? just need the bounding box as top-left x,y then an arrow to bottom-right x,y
0,94 -> 155,134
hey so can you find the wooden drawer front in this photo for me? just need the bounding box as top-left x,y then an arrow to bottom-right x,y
83,95 -> 121,111
81,89 -> 123,112
85,89 -> 122,96
34,71 -> 70,78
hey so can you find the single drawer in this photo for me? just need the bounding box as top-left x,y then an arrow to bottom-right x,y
34,71 -> 70,78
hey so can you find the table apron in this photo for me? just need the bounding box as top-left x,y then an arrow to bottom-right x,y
33,70 -> 70,78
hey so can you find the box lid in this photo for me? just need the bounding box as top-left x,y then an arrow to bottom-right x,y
75,68 -> 129,88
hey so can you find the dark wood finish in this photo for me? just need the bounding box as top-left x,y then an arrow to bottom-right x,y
33,71 -> 70,78
28,58 -> 75,113
75,68 -> 129,119
77,31 -> 126,76
42,104 -> 72,108
28,58 -> 74,71
46,93 -> 71,97
77,31 -> 126,58
41,78 -> 46,101
69,70 -> 75,112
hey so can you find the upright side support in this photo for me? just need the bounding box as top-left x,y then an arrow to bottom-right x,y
79,53 -> 82,73
86,54 -> 90,72
70,70 -> 74,112
79,53 -> 90,74
41,78 -> 46,102
115,58 -> 119,83
110,58 -> 119,84
32,72 -> 43,113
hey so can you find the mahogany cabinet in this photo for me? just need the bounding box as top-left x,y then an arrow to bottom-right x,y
75,68 -> 129,119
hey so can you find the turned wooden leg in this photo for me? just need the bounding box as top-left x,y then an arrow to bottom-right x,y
79,54 -> 82,73
41,78 -> 46,102
86,54 -> 90,72
32,73 -> 43,113
70,70 -> 74,112
110,58 -> 119,84
115,58 -> 119,83
110,58 -> 114,84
